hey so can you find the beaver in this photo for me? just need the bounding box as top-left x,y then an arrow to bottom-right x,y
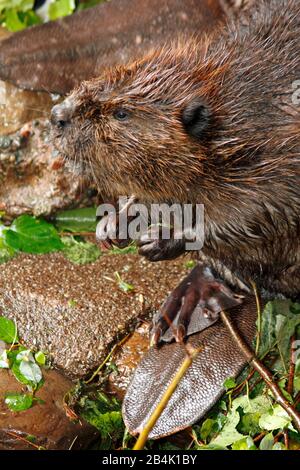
51,0 -> 300,343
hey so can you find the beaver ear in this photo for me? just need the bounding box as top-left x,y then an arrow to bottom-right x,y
181,99 -> 211,139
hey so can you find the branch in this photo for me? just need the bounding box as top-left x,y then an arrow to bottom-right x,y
220,310 -> 300,433
133,345 -> 200,450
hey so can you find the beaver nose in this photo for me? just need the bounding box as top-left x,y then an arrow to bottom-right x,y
51,103 -> 73,129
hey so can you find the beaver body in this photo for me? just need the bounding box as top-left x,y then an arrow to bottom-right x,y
52,0 -> 300,303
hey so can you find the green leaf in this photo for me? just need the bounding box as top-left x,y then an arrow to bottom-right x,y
0,316 -> 18,343
12,359 -> 43,390
196,444 -> 227,450
184,260 -> 197,269
54,207 -> 97,233
231,436 -> 256,450
4,8 -> 26,31
210,409 -> 244,447
4,215 -> 63,254
5,393 -> 33,412
34,351 -> 46,366
272,442 -> 286,450
114,272 -> 134,293
259,432 -> 274,450
223,377 -> 236,391
199,418 -> 217,442
0,236 -> 15,264
19,360 -> 42,385
77,0 -> 105,10
109,244 -> 138,255
16,349 -> 35,363
0,350 -> 9,368
79,392 -> 124,449
238,412 -> 262,437
0,1 -> 34,11
258,300 -> 300,372
158,442 -> 181,450
62,236 -> 101,264
232,395 -> 272,415
259,404 -> 293,431
48,0 -> 76,21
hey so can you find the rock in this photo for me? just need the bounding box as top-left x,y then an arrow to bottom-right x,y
107,323 -> 150,399
0,25 -> 54,135
0,119 -> 96,218
0,0 -> 225,95
0,368 -> 99,450
0,81 -> 53,135
0,252 -> 188,378
0,26 -> 10,41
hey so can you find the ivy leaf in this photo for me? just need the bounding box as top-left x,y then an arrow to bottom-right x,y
259,404 -> 293,431
223,377 -> 236,391
16,349 -> 35,363
79,393 -> 124,449
114,272 -> 134,293
0,316 -> 18,343
231,436 -> 256,450
258,301 -> 300,371
48,0 -> 76,21
199,418 -> 217,442
0,350 -> 9,369
259,432 -> 274,450
184,260 -> 197,269
4,215 -> 63,254
238,412 -> 261,437
232,395 -> 272,414
0,236 -> 15,264
19,360 -> 43,386
272,442 -> 286,450
210,409 -> 244,447
4,8 -> 26,30
54,207 -> 97,233
12,359 -> 43,390
5,393 -> 33,412
196,444 -> 227,450
35,351 -> 46,366
109,244 -> 138,255
62,236 -> 101,265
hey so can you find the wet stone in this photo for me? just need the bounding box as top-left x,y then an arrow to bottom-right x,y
0,119 -> 96,218
0,252 -> 188,378
0,368 -> 99,450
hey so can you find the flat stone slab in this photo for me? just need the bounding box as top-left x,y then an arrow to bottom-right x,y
0,252 -> 188,377
0,368 -> 98,450
0,119 -> 96,218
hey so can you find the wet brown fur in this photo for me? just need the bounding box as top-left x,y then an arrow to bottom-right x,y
53,0 -> 300,298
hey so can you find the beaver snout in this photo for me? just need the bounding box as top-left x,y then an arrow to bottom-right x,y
51,100 -> 74,129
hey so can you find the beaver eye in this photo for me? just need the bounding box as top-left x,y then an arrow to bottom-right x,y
113,109 -> 129,121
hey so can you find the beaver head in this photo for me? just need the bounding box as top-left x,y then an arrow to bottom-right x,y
50,40 -> 226,203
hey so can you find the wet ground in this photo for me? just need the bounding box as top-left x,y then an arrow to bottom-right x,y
0,251 -> 190,377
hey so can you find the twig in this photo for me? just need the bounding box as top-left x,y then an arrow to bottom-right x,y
294,391 -> 300,408
4,431 -> 45,450
284,334 -> 297,450
60,231 -> 96,237
84,333 -> 131,384
288,334 -> 296,396
220,310 -> 300,433
250,280 -> 261,355
133,345 -> 201,450
283,430 -> 289,449
253,431 -> 267,443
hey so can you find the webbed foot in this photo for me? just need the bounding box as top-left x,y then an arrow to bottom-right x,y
151,264 -> 244,344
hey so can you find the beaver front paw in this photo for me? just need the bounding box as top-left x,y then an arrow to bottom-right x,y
96,195 -> 136,250
138,228 -> 187,261
151,264 -> 244,344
